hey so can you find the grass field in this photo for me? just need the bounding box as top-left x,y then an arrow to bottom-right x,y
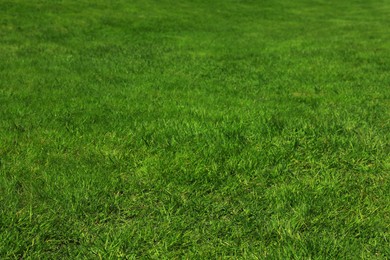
1,0 -> 390,258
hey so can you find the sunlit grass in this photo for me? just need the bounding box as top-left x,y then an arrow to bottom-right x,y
1,0 -> 389,258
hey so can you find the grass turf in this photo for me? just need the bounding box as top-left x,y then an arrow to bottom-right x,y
1,0 -> 390,258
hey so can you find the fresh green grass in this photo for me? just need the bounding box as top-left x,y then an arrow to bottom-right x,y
1,0 -> 390,258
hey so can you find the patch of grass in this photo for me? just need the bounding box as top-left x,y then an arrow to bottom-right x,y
1,0 -> 389,258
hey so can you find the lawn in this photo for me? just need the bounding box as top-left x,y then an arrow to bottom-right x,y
0,0 -> 389,258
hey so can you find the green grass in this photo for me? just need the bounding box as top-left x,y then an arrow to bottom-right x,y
1,0 -> 390,258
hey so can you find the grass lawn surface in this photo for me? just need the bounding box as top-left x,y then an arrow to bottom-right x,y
1,0 -> 390,258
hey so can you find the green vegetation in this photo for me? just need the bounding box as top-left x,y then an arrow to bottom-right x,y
1,0 -> 389,258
